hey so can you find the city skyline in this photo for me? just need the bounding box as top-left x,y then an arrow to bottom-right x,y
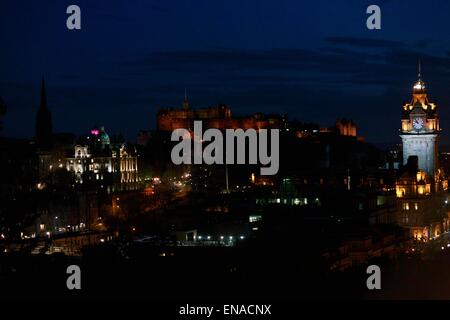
2,0 -> 450,145
4,1 -> 450,303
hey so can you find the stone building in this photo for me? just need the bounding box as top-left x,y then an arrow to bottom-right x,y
400,66 -> 440,179
156,96 -> 281,131
395,66 -> 449,241
66,126 -> 139,188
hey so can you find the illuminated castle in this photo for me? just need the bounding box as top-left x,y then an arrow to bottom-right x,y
157,94 -> 282,131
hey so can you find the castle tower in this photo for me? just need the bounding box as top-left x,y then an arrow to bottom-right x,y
35,78 -> 53,149
400,64 -> 440,179
182,88 -> 190,110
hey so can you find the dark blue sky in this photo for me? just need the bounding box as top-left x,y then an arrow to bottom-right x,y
2,0 -> 450,145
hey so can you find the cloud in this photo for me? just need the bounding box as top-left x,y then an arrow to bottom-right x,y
5,33 -> 450,145
110,37 -> 450,145
119,45 -> 406,91
324,36 -> 406,48
122,47 -> 375,78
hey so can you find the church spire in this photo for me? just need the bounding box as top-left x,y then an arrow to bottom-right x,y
40,77 -> 47,110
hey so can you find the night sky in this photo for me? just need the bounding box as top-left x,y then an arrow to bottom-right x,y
2,0 -> 450,146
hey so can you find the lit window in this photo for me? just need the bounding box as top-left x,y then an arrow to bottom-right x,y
396,186 -> 406,198
249,215 -> 262,223
417,184 -> 426,195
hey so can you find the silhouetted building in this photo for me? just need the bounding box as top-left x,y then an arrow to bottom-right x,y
137,130 -> 152,146
35,78 -> 53,150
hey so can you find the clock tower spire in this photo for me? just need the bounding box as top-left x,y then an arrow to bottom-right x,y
418,59 -> 421,80
400,64 -> 439,179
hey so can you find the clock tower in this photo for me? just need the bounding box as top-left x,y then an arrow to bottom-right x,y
400,65 -> 440,179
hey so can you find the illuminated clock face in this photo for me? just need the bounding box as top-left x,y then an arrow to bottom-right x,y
412,118 -> 424,130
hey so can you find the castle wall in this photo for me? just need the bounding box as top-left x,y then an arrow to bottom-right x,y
157,105 -> 279,131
